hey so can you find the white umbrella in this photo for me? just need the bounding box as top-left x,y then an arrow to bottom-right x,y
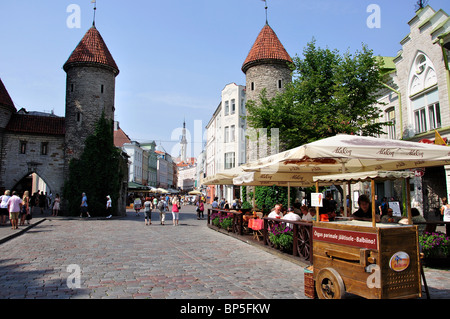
188,190 -> 203,195
241,134 -> 450,174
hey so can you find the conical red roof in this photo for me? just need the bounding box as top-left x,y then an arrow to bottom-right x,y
242,24 -> 292,73
0,78 -> 16,112
63,26 -> 119,75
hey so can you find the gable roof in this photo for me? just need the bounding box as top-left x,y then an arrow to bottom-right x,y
63,26 -> 119,75
0,78 -> 16,112
114,127 -> 132,147
242,24 -> 292,73
6,114 -> 65,135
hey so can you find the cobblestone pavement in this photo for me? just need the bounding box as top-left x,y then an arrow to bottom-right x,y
0,205 -> 448,300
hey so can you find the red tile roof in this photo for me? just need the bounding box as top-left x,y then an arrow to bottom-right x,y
114,128 -> 131,147
63,26 -> 119,75
242,24 -> 292,73
0,78 -> 16,112
6,114 -> 65,136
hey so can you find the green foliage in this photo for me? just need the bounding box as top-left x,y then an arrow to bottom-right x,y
63,113 -> 124,216
254,186 -> 295,211
269,223 -> 293,252
246,39 -> 387,150
419,232 -> 450,258
241,201 -> 253,210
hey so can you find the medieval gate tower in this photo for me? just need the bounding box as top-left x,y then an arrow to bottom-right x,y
63,24 -> 120,168
242,22 -> 293,160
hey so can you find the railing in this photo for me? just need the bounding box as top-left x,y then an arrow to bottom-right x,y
263,217 -> 313,263
207,208 -> 313,264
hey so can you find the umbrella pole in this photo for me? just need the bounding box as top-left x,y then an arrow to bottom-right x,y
406,177 -> 412,225
316,181 -> 320,217
371,178 -> 376,228
288,182 -> 291,208
341,162 -> 348,217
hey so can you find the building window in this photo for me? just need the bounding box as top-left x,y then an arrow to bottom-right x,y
386,108 -> 396,139
278,80 -> 282,89
414,108 -> 427,134
101,85 -> 104,94
224,126 -> 229,143
428,102 -> 441,130
224,101 -> 229,116
77,112 -> 81,123
230,125 -> 235,142
225,152 -> 235,169
231,99 -> 235,115
71,84 -> 74,92
251,82 -> 255,91
41,142 -> 48,155
20,141 -> 27,154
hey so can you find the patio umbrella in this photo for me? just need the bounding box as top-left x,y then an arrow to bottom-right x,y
240,134 -> 450,215
241,134 -> 450,174
157,188 -> 169,194
188,190 -> 203,195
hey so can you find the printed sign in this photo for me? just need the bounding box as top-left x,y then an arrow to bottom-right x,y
311,193 -> 323,207
389,201 -> 401,217
389,251 -> 410,272
313,227 -> 378,250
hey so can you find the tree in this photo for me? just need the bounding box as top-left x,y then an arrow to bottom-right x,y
63,113 -> 124,216
246,39 -> 387,151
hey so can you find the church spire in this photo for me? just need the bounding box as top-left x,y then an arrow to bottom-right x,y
92,0 -> 97,27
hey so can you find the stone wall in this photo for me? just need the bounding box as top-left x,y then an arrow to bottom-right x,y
0,132 -> 65,196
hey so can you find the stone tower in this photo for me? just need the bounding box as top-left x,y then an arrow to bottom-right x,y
0,78 -> 16,134
242,23 -> 292,160
0,78 -> 17,191
63,25 -> 119,165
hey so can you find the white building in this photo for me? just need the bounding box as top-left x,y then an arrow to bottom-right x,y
122,141 -> 146,185
205,83 -> 247,203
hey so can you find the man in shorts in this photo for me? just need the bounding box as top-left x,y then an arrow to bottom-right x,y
144,197 -> 152,225
80,192 -> 91,218
7,191 -> 22,230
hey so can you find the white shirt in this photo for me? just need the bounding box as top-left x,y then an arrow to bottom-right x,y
302,213 -> 313,222
268,211 -> 283,219
283,212 -> 301,227
0,195 -> 10,209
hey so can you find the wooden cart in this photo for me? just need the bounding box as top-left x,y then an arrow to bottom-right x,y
311,171 -> 422,299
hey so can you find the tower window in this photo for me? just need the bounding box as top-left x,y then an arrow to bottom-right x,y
41,142 -> 48,155
77,112 -> 82,123
101,85 -> 104,94
278,80 -> 282,89
251,82 -> 255,91
71,84 -> 74,92
20,141 -> 27,154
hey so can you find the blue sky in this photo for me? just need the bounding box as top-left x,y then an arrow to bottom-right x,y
1,0 -> 449,158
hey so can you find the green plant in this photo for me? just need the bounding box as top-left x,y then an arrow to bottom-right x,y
269,223 -> 293,252
220,217 -> 233,230
241,201 -> 253,210
419,232 -> 450,258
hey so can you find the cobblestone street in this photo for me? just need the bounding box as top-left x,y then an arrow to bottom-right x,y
0,205 -> 448,300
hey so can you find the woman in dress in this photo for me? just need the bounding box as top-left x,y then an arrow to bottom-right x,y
52,194 -> 60,216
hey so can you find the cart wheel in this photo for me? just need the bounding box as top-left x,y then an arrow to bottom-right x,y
315,268 -> 346,299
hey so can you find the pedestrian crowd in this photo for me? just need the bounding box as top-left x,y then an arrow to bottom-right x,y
129,194 -> 206,226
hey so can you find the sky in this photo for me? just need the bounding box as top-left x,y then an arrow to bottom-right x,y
1,0 -> 449,159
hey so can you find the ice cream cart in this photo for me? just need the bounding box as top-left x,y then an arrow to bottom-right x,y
311,171 -> 422,299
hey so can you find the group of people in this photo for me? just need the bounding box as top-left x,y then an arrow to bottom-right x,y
131,195 -> 183,226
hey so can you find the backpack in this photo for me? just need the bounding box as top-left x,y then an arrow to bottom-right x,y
157,200 -> 164,210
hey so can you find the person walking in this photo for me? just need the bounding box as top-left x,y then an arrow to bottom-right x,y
197,199 -> 204,220
144,197 -> 152,226
52,194 -> 61,217
134,196 -> 142,217
80,192 -> 91,218
0,190 -> 11,226
19,191 -> 30,226
105,195 -> 112,218
157,197 -> 166,225
7,191 -> 22,230
172,196 -> 180,226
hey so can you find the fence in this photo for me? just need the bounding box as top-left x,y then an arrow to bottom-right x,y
207,208 -> 313,264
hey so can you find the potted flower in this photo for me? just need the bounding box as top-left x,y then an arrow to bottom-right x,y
269,223 -> 293,253
419,231 -> 450,266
